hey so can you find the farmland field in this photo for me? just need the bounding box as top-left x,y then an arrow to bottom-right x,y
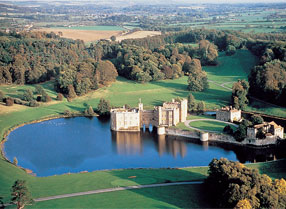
36,28 -> 122,42
35,27 -> 161,43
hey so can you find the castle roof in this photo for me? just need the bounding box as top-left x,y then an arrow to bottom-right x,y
253,121 -> 283,130
217,106 -> 240,112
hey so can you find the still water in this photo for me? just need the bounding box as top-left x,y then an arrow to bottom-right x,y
4,117 -> 282,177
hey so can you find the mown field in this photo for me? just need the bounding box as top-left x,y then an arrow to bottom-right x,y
1,49 -> 286,207
189,120 -> 237,133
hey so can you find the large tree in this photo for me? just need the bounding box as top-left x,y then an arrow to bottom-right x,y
97,98 -> 111,116
205,158 -> 286,209
249,60 -> 286,107
232,80 -> 249,110
11,180 -> 33,209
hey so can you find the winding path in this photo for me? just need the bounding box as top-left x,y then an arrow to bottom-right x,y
184,119 -> 238,133
33,181 -> 203,202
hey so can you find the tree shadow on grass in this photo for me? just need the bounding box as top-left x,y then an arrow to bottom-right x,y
109,167 -> 212,208
66,104 -> 85,112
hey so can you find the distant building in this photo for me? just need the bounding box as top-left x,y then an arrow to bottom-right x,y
216,106 -> 241,122
110,98 -> 188,133
247,121 -> 284,139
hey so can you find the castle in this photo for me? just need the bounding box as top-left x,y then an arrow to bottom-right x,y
110,98 -> 188,135
247,121 -> 284,139
216,106 -> 241,122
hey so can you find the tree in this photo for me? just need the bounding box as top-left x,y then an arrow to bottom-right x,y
234,119 -> 252,141
188,70 -> 208,92
110,35 -> 116,41
234,199 -> 252,209
22,89 -> 33,102
250,114 -> 264,125
67,85 -> 76,99
223,125 -> 234,135
205,158 -> 286,209
197,101 -> 205,114
198,40 -> 218,65
226,45 -> 236,56
97,98 -> 111,116
57,93 -> 63,101
95,60 -> 118,86
232,80 -> 249,110
13,157 -> 18,165
187,93 -> 197,112
11,180 -> 33,209
256,128 -> 266,139
85,105 -> 94,116
6,97 -> 14,106
249,60 -> 286,107
41,92 -> 52,103
34,85 -> 44,95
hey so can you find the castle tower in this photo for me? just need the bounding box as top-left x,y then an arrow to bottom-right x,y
179,99 -> 188,122
138,98 -> 143,111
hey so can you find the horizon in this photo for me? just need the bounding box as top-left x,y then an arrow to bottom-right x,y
1,0 -> 285,4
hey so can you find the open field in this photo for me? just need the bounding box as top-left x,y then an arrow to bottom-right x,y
116,30 -> 161,42
27,184 -> 209,208
35,27 -> 161,43
36,28 -> 122,42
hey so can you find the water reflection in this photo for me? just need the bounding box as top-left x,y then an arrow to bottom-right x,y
112,132 -> 142,155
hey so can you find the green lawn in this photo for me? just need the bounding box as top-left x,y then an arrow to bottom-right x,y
204,50 -> 258,84
189,120 -> 237,133
27,184 -> 210,209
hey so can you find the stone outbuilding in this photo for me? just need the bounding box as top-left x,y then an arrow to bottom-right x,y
247,121 -> 284,139
216,106 -> 241,122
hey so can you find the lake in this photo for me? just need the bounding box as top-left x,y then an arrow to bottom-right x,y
3,117 -> 283,177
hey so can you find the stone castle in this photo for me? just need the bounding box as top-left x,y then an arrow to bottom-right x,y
216,106 -> 241,122
247,121 -> 284,139
110,98 -> 188,135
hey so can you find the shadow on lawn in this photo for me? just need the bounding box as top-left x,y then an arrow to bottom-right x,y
110,167 -> 211,208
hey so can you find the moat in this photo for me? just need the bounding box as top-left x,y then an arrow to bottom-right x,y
4,117 -> 285,177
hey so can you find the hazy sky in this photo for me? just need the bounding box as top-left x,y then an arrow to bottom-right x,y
4,0 -> 285,3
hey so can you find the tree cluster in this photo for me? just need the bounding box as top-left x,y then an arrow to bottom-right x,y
249,60 -> 286,107
205,158 -> 286,209
0,32 -> 88,85
55,59 -> 118,96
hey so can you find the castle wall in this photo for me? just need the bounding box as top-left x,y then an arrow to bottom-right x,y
216,111 -> 230,122
141,110 -> 154,127
247,127 -> 257,139
111,98 -> 188,132
230,110 -> 241,122
274,127 -> 284,138
110,110 -> 140,131
180,99 -> 188,122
